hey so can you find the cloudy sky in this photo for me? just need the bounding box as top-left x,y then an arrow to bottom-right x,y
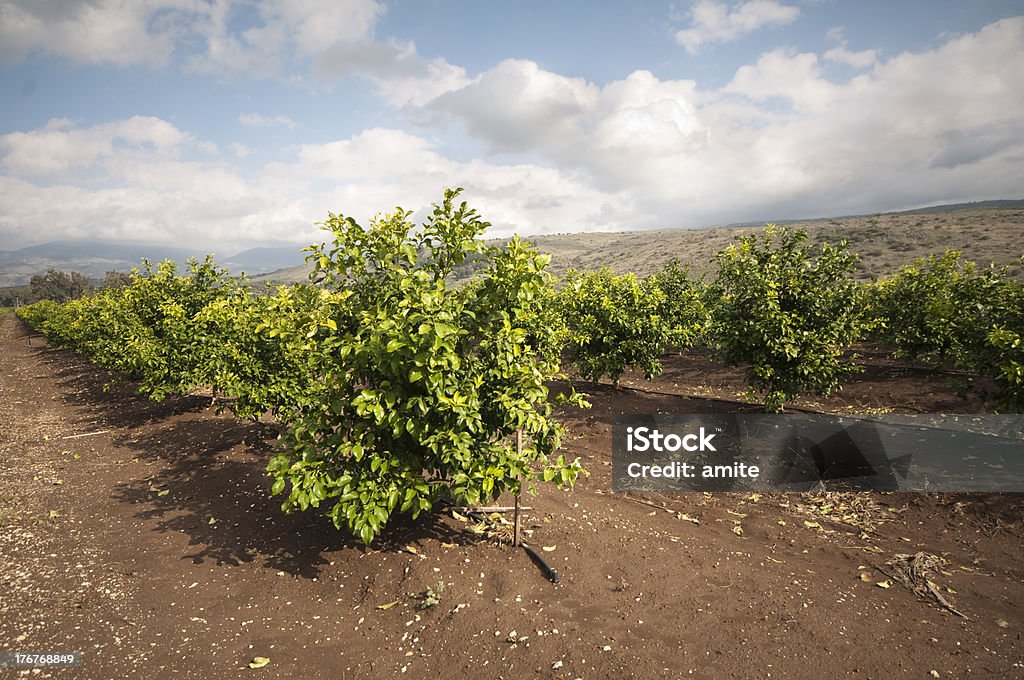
1,0 -> 1022,252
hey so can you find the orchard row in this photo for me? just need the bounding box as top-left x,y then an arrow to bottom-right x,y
17,190 -> 1024,542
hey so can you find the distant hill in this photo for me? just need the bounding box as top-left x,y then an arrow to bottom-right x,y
0,240 -> 201,266
0,240 -> 308,287
3,200 -> 1022,287
252,202 -> 1024,285
219,247 -> 308,276
723,199 -> 1024,227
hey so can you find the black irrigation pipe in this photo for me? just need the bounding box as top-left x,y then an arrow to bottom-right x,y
521,542 -> 559,584
579,379 -> 824,414
616,383 -> 1022,439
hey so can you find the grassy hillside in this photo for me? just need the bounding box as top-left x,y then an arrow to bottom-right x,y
250,204 -> 1024,285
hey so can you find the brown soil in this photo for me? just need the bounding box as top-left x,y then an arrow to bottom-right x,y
1,313 -> 1021,679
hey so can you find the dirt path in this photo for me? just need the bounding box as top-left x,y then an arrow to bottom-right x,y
1,312 -> 1021,679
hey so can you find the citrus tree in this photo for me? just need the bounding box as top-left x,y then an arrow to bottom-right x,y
557,267 -> 672,386
870,250 -> 1024,408
973,275 -> 1024,410
986,325 -> 1024,410
17,257 -> 251,405
267,189 -> 586,545
870,250 -> 1006,365
185,284 -> 322,419
647,259 -> 710,350
709,225 -> 867,412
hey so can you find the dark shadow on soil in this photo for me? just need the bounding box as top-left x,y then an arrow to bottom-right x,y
107,417 -> 476,579
551,378 -> 768,420
31,343 -> 212,428
107,414 -> 473,579
926,492 -> 1024,524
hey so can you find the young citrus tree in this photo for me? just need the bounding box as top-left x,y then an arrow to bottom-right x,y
82,257 -> 243,400
709,225 -> 867,412
267,189 -> 585,545
186,283 -> 323,419
986,325 -> 1024,410
869,250 -> 1007,365
647,259 -> 710,351
557,267 -> 672,386
869,251 -> 1024,408
972,275 -> 1024,410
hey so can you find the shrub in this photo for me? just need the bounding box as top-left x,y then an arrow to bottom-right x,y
267,189 -> 586,545
558,267 -> 671,385
869,250 -> 1006,365
646,259 -> 710,351
709,225 -> 867,412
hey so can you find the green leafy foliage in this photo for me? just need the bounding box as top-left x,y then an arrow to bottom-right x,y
646,259 -> 710,350
16,189 -> 586,546
15,257 -> 298,412
986,325 -> 1024,409
870,251 -> 1024,408
870,251 -> 1006,364
709,225 -> 867,412
28,269 -> 93,303
186,284 -> 319,418
16,299 -> 60,328
558,267 -> 672,385
972,277 -> 1024,409
267,188 -> 586,545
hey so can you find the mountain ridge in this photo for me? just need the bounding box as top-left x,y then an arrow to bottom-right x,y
2,199 -> 1022,287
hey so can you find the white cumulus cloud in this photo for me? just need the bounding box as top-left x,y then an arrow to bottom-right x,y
823,28 -> 877,68
0,0 -> 465,110
0,116 -> 193,176
0,0 -> 195,67
674,0 -> 800,54
239,113 -> 298,129
2,18 -> 1023,253
314,38 -> 469,107
0,120 -> 633,251
412,17 -> 1024,225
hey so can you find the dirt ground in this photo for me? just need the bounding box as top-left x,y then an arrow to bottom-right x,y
1,312 -> 1021,679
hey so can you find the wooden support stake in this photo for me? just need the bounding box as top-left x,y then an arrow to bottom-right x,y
465,505 -> 532,513
60,430 -> 110,440
514,428 -> 522,548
